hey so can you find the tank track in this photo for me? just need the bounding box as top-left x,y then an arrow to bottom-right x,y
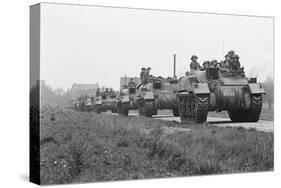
117,102 -> 123,115
195,95 -> 209,123
121,102 -> 129,116
178,94 -> 209,123
247,94 -> 263,122
138,98 -> 145,116
144,100 -> 154,117
228,94 -> 262,122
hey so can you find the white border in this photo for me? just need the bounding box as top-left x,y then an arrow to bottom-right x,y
0,0 -> 279,187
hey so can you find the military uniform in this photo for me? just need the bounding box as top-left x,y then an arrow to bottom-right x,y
232,54 -> 241,70
190,62 -> 200,70
189,55 -> 200,70
202,61 -> 209,69
140,67 -> 146,82
143,67 -> 151,84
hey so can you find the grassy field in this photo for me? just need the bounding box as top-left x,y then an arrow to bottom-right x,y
39,107 -> 273,185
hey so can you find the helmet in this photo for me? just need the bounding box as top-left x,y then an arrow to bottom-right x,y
203,61 -> 209,65
141,67 -> 146,70
147,67 -> 151,70
227,50 -> 235,56
191,55 -> 198,60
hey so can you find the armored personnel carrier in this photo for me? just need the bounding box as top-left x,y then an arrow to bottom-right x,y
177,64 -> 265,123
137,55 -> 179,117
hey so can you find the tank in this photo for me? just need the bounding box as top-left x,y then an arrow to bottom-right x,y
177,65 -> 265,123
137,78 -> 179,117
136,54 -> 179,117
74,95 -> 94,112
93,88 -> 117,113
116,82 -> 139,116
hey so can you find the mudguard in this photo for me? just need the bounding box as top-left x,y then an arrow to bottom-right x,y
248,83 -> 265,94
121,95 -> 130,103
193,83 -> 210,94
144,91 -> 154,100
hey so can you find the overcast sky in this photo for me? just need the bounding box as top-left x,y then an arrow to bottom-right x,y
40,3 -> 274,91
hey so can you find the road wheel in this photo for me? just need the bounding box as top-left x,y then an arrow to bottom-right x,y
228,94 -> 262,122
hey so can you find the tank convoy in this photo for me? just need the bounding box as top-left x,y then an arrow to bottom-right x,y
69,50 -> 265,124
70,88 -> 118,113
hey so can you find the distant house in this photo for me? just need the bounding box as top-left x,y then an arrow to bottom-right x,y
69,83 -> 99,99
120,77 -> 141,90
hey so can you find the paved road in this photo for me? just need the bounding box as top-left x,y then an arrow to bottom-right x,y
128,113 -> 274,133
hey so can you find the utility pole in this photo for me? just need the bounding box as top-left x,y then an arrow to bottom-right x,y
173,54 -> 176,79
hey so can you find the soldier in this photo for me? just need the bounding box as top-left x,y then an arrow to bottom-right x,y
215,62 -> 222,68
128,78 -> 136,87
222,54 -> 231,68
227,50 -> 235,58
232,54 -> 241,70
143,67 -> 151,84
140,67 -> 146,82
210,60 -> 218,67
190,55 -> 201,71
202,61 -> 209,70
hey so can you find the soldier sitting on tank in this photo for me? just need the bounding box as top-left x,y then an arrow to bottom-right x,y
215,62 -> 222,69
222,54 -> 231,69
190,55 -> 201,71
227,50 -> 235,58
202,61 -> 210,70
231,54 -> 241,71
140,67 -> 146,82
142,67 -> 151,84
209,60 -> 218,67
